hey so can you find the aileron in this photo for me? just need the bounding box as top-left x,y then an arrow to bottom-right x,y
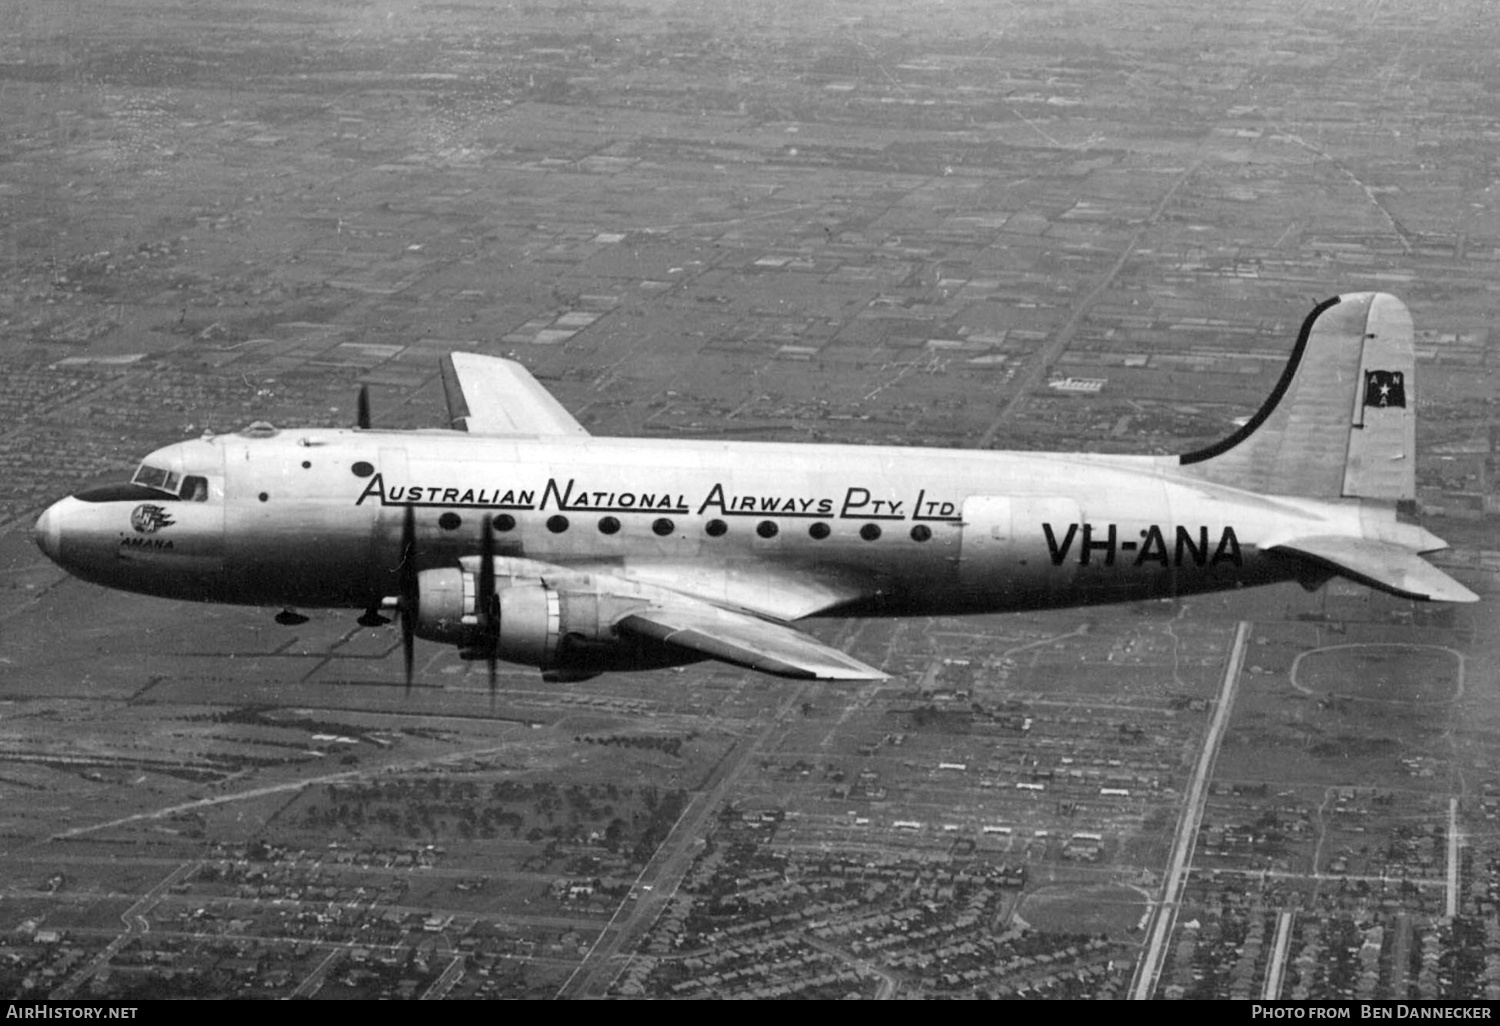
440,353 -> 589,437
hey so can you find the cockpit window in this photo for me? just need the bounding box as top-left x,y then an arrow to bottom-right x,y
120,463 -> 211,502
131,464 -> 180,493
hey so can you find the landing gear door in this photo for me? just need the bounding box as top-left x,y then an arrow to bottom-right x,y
960,495 -> 1083,599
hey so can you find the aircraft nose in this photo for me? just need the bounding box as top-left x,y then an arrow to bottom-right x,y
34,500 -> 64,563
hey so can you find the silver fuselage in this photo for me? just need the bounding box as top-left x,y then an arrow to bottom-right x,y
34,427 -> 1385,621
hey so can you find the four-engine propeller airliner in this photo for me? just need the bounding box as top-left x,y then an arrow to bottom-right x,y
32,292 -> 1478,688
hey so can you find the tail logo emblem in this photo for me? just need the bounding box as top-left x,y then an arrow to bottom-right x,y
1364,370 -> 1406,409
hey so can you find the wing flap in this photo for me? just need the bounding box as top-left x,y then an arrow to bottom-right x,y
440,353 -> 589,436
618,606 -> 888,681
1270,536 -> 1478,603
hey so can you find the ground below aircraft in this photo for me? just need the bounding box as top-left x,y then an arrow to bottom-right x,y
33,292 -> 1477,689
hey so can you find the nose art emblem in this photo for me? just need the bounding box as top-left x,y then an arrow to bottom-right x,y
131,504 -> 175,534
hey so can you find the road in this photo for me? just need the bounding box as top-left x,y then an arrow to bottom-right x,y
51,861 -> 198,999
1262,910 -> 1294,1000
1130,620 -> 1250,1000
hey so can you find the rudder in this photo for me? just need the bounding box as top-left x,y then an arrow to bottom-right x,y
1341,293 -> 1415,501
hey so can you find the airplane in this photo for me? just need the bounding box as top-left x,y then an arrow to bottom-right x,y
31,291 -> 1478,690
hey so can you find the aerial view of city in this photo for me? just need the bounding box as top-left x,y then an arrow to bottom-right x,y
2,0 -> 1498,1001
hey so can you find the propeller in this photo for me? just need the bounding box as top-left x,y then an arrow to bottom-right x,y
479,514 -> 500,704
357,385 -> 371,430
398,502 -> 418,694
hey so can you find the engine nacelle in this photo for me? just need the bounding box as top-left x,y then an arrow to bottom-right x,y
413,567 -> 611,670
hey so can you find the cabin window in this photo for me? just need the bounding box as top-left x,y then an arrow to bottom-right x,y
547,515 -> 569,534
910,524 -> 932,542
652,518 -> 675,537
598,516 -> 621,535
860,523 -> 882,542
808,522 -> 830,540
495,514 -> 516,532
705,519 -> 728,537
756,520 -> 779,539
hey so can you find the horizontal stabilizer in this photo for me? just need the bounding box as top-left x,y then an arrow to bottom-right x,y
1269,536 -> 1478,603
618,606 -> 889,681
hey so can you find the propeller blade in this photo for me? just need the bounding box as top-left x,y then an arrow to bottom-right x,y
480,514 -> 499,703
357,385 -> 371,430
400,503 -> 418,695
402,609 -> 415,694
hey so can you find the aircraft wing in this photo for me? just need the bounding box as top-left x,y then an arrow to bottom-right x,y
616,605 -> 889,681
439,353 -> 590,436
1268,536 -> 1479,603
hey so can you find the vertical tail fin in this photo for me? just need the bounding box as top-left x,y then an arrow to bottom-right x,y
1178,292 -> 1415,501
